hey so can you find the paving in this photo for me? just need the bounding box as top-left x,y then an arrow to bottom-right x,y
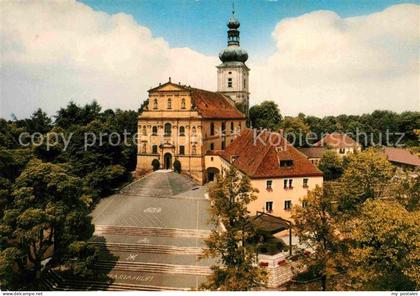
65,171 -> 216,291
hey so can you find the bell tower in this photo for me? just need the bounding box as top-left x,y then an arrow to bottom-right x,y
217,8 -> 250,115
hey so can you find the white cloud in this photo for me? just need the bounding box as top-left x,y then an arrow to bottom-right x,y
0,0 -> 217,118
252,4 -> 420,115
0,1 -> 418,119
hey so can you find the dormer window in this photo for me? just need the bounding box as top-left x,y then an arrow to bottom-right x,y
280,160 -> 293,167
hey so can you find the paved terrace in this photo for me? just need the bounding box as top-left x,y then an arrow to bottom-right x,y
44,171 -> 215,291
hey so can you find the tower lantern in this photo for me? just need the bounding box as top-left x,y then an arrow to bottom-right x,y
217,8 -> 250,115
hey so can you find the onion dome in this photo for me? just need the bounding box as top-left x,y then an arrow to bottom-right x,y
219,12 -> 248,63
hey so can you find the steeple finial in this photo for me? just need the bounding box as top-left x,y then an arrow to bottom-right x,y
232,1 -> 235,15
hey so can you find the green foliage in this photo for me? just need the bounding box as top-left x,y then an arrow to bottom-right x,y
151,159 -> 160,171
0,159 -> 94,289
249,101 -> 282,130
64,241 -> 99,279
201,167 -> 267,290
85,164 -> 129,197
318,150 -> 343,181
173,159 -> 181,173
347,199 -> 419,290
339,149 -> 394,212
292,185 -> 342,291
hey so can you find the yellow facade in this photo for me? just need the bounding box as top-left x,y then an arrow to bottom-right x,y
136,83 -> 246,184
204,155 -> 323,220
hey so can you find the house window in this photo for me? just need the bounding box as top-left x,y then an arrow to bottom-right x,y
152,126 -> 158,135
210,143 -> 214,150
181,98 -> 186,109
142,143 -> 146,153
192,126 -> 196,135
244,78 -> 246,88
266,201 -> 273,213
339,148 -> 345,154
191,145 -> 197,155
153,99 -> 158,109
266,180 -> 272,191
167,98 -> 172,109
152,145 -> 158,154
210,122 -> 215,136
142,126 -> 147,136
284,200 -> 292,210
227,78 -> 232,88
302,200 -> 308,208
221,141 -> 225,150
164,123 -> 171,136
280,160 -> 293,167
284,179 -> 293,189
179,145 -> 185,155
230,122 -> 234,134
303,178 -> 309,188
179,126 -> 185,136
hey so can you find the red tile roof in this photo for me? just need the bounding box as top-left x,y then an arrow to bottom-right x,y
315,132 -> 361,148
148,81 -> 245,119
383,147 -> 420,167
190,88 -> 245,119
298,147 -> 326,159
212,129 -> 323,179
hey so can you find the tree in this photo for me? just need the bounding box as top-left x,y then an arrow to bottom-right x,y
292,185 -> 342,291
318,150 -> 343,181
249,101 -> 282,130
152,159 -> 160,171
280,116 -> 311,146
173,159 -> 181,173
23,108 -> 52,134
347,199 -> 419,290
201,167 -> 267,290
339,149 -> 394,212
0,159 -> 94,288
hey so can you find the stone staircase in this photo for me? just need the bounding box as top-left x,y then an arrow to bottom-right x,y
41,225 -> 212,291
94,225 -> 211,239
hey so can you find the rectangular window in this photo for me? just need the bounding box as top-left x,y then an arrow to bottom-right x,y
283,179 -> 288,189
284,179 -> 293,189
280,160 -> 294,167
266,201 -> 273,213
179,145 -> 185,155
303,178 -> 308,188
210,143 -> 214,150
289,179 -> 293,188
284,200 -> 292,210
152,145 -> 158,154
221,141 -> 225,150
339,148 -> 345,154
266,180 -> 272,190
302,200 -> 308,208
228,78 -> 232,88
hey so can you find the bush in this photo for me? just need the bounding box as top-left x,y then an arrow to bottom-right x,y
151,159 -> 160,171
173,159 -> 181,173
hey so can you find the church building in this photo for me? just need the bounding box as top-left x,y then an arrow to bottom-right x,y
135,11 -> 249,184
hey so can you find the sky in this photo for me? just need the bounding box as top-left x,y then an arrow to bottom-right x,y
1,0 -> 419,119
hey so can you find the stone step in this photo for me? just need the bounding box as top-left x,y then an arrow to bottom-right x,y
90,241 -> 204,255
94,225 -> 210,239
94,260 -> 212,276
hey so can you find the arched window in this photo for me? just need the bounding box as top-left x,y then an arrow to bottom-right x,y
164,123 -> 172,136
142,143 -> 147,153
167,98 -> 172,109
181,98 -> 186,109
221,122 -> 226,134
231,122 -> 234,133
179,126 -> 185,136
192,126 -> 196,135
153,98 -> 158,109
142,126 -> 147,136
152,126 -> 158,135
192,145 -> 197,155
210,122 -> 215,136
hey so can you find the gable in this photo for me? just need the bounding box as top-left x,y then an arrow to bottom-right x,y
148,82 -> 188,93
